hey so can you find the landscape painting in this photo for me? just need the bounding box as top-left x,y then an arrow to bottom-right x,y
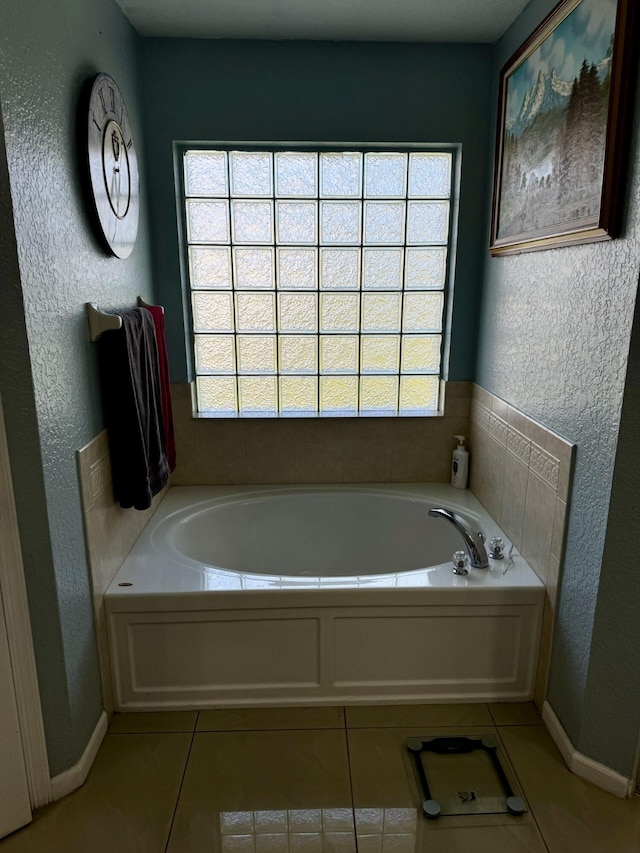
490,0 -> 630,254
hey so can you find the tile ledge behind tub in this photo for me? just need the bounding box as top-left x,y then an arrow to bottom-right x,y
169,380 -> 472,486
469,383 -> 575,712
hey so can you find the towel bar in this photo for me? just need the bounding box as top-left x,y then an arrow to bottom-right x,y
86,303 -> 122,341
137,297 -> 164,314
87,298 -> 164,341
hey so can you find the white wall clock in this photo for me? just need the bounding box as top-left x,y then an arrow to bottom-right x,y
87,73 -> 139,259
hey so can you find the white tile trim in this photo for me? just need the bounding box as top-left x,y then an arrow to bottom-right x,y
542,701 -> 635,798
49,711 -> 108,802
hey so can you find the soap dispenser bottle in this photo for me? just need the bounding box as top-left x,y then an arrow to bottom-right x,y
451,435 -> 469,489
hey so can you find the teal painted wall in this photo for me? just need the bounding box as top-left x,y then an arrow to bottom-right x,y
476,0 -> 640,775
140,39 -> 494,383
0,0 -> 154,774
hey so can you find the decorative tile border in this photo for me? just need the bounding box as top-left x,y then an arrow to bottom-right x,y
506,426 -> 531,466
89,455 -> 111,500
476,405 -> 562,492
471,401 -> 490,433
488,411 -> 509,447
530,442 -> 560,491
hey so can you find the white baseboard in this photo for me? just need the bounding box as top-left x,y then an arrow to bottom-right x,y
542,701 -> 635,798
49,711 -> 108,802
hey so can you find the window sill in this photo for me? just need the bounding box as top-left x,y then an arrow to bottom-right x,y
190,409 -> 444,419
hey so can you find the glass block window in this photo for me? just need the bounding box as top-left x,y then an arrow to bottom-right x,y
183,149 -> 452,416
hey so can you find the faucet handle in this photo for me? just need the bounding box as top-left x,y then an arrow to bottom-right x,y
452,550 -> 470,576
489,537 -> 505,559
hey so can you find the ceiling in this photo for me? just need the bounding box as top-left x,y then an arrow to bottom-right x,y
115,0 -> 529,43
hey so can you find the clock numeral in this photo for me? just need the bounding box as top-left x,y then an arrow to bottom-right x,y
108,86 -> 115,112
98,88 -> 107,115
92,115 -> 101,132
127,138 -> 133,149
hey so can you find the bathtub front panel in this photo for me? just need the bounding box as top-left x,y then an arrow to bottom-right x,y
108,603 -> 541,710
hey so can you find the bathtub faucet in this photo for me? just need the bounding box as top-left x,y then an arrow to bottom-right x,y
428,507 -> 489,569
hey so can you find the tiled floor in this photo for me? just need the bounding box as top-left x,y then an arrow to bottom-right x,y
2,703 -> 639,852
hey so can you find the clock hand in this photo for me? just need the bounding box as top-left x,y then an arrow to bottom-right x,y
109,163 -> 121,240
110,166 -> 120,210
110,128 -> 123,214
116,164 -> 122,216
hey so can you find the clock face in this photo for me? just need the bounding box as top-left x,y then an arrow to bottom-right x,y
87,73 -> 139,258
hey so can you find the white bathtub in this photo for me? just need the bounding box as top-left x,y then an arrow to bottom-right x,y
105,484 -> 544,711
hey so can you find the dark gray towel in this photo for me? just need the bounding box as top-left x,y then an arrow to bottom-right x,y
98,307 -> 169,510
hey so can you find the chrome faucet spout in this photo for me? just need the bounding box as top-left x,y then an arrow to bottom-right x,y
428,507 -> 489,569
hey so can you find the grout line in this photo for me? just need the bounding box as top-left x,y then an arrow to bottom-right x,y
109,729 -> 197,735
342,705 -> 360,853
486,702 -> 497,727
193,724 -> 345,733
494,726 -> 552,853
164,726 -> 197,853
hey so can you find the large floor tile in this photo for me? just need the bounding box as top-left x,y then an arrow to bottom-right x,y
488,703 -> 543,727
0,734 -> 191,853
499,725 -> 640,853
167,729 -> 355,851
348,727 -> 548,852
196,704 -> 344,731
357,823 -> 548,852
109,711 -> 198,733
346,704 -> 492,729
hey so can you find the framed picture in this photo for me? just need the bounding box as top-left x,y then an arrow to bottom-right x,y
490,0 -> 635,256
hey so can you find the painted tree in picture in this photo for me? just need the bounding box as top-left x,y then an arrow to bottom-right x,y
498,0 -> 617,239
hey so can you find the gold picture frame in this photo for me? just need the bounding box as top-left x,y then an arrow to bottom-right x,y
490,0 -> 636,256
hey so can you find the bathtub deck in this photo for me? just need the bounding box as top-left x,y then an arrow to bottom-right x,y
105,485 -> 544,712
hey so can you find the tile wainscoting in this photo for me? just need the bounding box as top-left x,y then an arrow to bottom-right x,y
76,431 -> 167,713
469,384 -> 575,708
170,380 -> 472,485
